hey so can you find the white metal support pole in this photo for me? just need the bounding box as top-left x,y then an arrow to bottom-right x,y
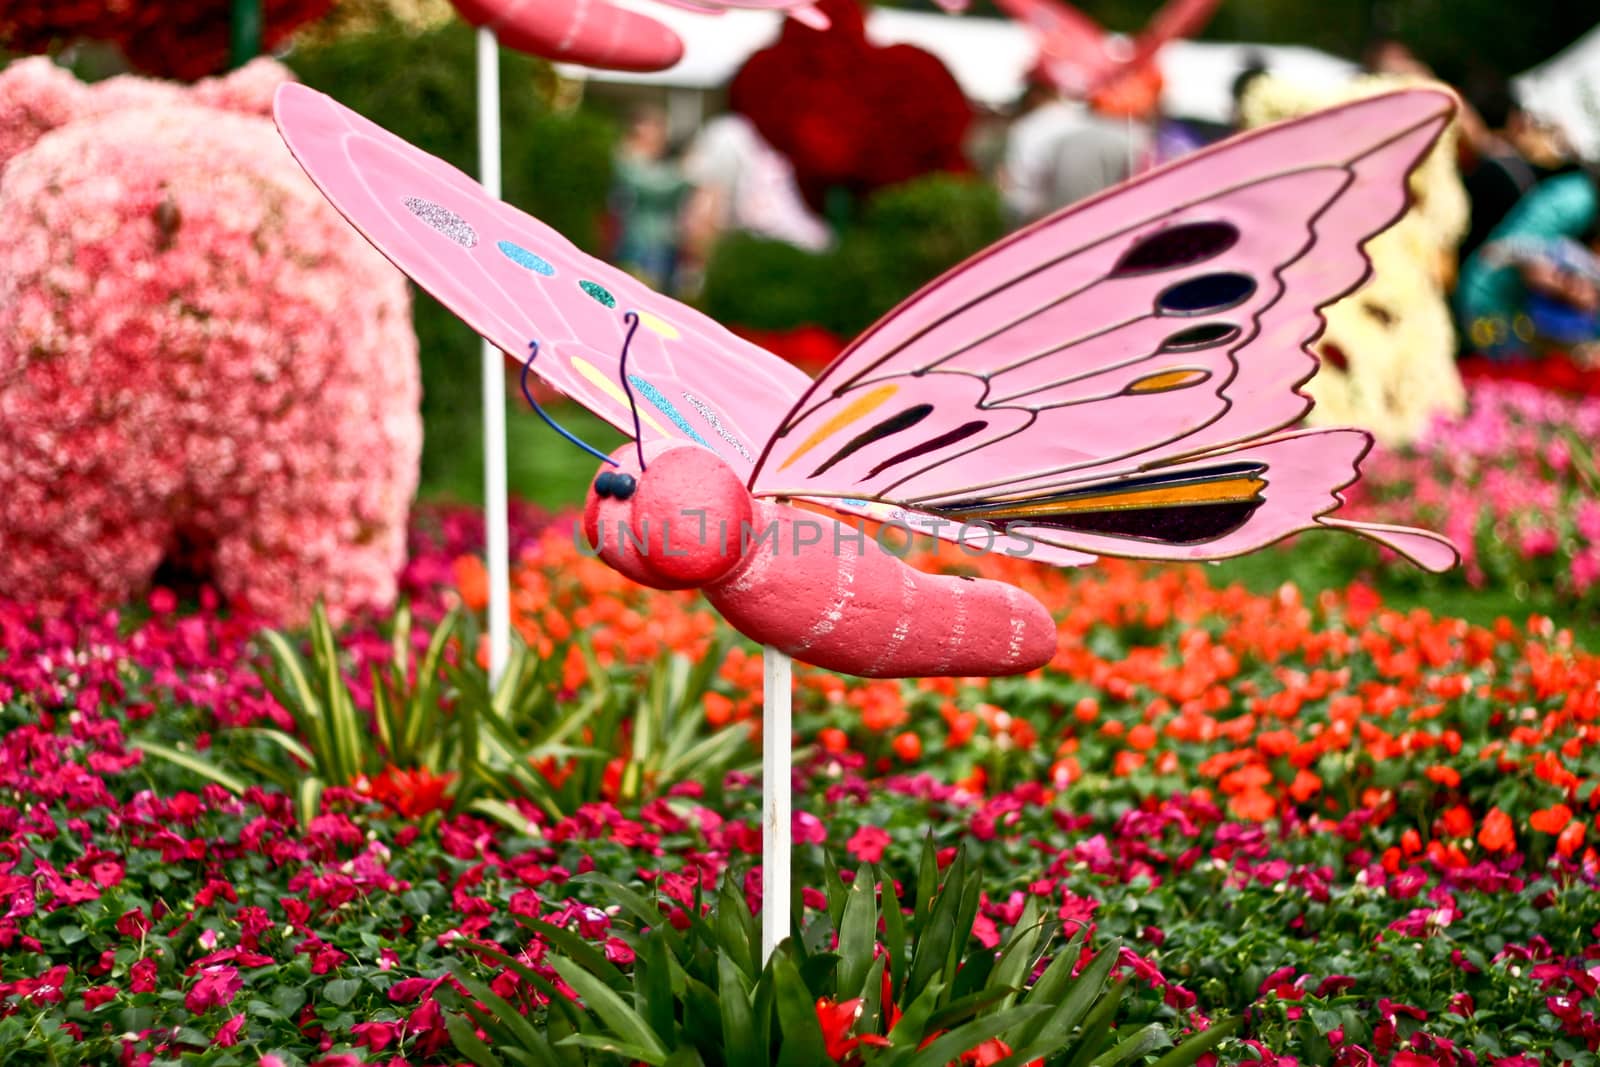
477,26 -> 511,687
761,646 -> 793,963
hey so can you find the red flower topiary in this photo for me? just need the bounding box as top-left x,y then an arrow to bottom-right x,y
0,0 -> 334,81
729,0 -> 971,212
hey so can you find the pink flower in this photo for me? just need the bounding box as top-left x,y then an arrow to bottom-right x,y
185,965 -> 242,1014
214,1014 -> 246,1047
350,1021 -> 398,1052
846,825 -> 890,863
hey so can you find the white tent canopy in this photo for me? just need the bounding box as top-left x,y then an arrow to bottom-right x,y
1514,21 -> 1600,160
555,2 -> 1357,123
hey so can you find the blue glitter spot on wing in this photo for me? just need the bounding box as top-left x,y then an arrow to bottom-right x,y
627,375 -> 712,450
498,240 -> 556,276
841,499 -> 870,508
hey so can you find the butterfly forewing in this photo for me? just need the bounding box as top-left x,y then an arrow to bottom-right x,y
754,89 -> 1460,571
272,83 -> 809,483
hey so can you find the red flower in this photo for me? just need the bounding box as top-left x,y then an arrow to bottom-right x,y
846,825 -> 891,864
816,997 -> 891,1064
184,964 -> 241,1013
357,765 -> 457,819
1477,808 -> 1516,853
350,1021 -> 397,1052
128,957 -> 158,994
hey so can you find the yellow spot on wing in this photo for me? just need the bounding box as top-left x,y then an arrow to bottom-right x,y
1127,368 -> 1210,394
570,355 -> 670,438
635,311 -> 680,340
778,384 -> 899,472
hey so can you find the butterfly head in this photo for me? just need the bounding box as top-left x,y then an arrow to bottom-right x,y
583,442 -> 753,591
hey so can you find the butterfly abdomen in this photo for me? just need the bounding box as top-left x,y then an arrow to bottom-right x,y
706,500 -> 1057,678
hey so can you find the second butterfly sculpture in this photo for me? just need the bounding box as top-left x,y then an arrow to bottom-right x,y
273,84 -> 1459,680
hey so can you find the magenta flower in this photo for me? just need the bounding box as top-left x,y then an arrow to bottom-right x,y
185,965 -> 242,1014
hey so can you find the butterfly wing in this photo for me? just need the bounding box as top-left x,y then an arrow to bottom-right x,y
994,0 -> 1114,92
748,88 -> 1459,571
447,0 -> 685,72
1125,0 -> 1221,71
272,84 -> 811,480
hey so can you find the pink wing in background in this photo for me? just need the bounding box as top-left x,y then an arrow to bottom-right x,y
992,0 -> 1114,93
998,0 -> 1221,95
1125,0 -> 1222,73
447,0 -> 685,72
272,84 -> 811,482
750,89 -> 1460,572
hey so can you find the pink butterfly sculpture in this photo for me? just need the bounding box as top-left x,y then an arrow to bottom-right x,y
444,0 -> 834,73
273,83 -> 1459,680
997,0 -> 1220,97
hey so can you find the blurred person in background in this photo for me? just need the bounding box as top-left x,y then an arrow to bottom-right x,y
676,111 -> 831,296
998,61 -> 1155,226
609,104 -> 691,293
1457,167 -> 1600,362
1458,72 -> 1582,260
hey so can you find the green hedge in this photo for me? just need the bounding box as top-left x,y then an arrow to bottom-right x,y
700,173 -> 1004,337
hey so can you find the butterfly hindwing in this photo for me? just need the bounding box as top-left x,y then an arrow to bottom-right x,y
272,84 -> 810,482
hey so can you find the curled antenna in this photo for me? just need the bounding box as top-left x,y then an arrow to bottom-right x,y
619,311 -> 648,471
521,341 -> 619,468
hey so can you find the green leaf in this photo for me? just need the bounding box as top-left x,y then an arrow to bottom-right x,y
908,849 -> 967,999
885,978 -> 946,1052
911,833 -> 940,937
1089,1023 -> 1172,1067
1146,1018 -> 1241,1067
131,741 -> 249,795
446,1013 -> 507,1067
514,918 -> 628,991
717,872 -> 757,980
1005,935 -> 1114,1055
837,864 -> 879,1001
638,930 -> 675,1042
718,951 -> 761,1066
822,851 -> 849,932
772,950 -> 829,1067
549,955 -> 669,1063
453,973 -> 558,1065
323,978 -> 361,1007
987,897 -> 1045,1010
900,1005 -> 1049,1067
1060,977 -> 1130,1067
882,871 -> 907,1004
556,1034 -> 667,1064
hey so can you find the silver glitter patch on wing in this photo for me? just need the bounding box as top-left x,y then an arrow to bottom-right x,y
403,197 -> 477,248
682,392 -> 753,461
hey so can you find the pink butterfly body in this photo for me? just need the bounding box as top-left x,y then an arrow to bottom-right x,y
586,442 -> 1057,676
272,83 -> 1459,680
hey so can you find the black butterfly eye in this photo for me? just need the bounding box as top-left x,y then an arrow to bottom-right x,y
610,474 -> 637,501
594,472 -> 618,498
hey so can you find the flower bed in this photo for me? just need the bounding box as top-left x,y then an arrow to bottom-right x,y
1342,375 -> 1600,607
2,506 -> 1599,1064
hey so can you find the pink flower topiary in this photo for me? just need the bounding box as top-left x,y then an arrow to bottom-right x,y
0,59 -> 421,625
